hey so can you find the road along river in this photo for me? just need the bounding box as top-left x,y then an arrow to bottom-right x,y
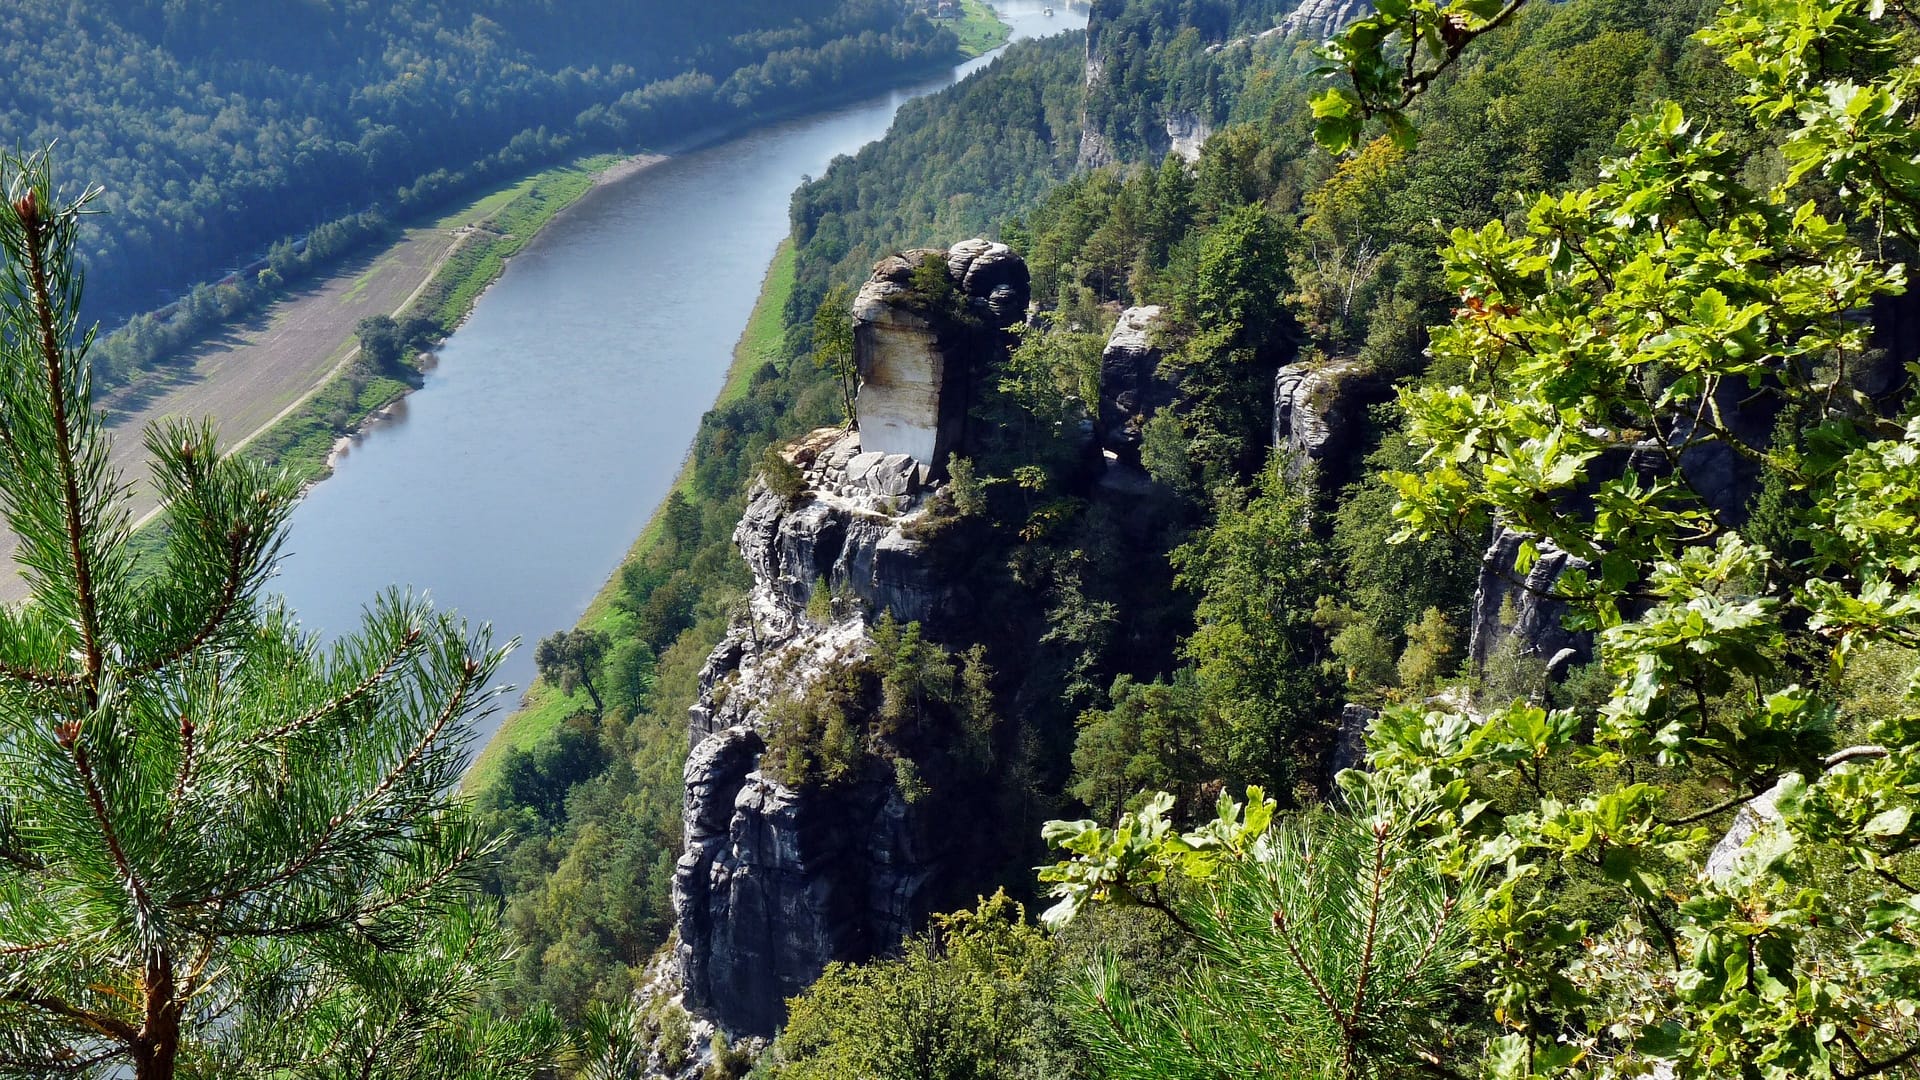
267,1 -> 1088,752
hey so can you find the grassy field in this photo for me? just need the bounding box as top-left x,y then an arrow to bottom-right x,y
954,0 -> 1014,57
463,239 -> 797,792
415,156 -> 621,330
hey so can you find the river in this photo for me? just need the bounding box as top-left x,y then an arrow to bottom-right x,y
266,1 -> 1088,752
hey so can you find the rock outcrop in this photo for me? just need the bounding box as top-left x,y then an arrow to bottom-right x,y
1466,526 -> 1593,675
1272,357 -> 1393,486
852,242 -> 1028,474
675,435 -> 956,1036
1279,0 -> 1375,39
676,245 -> 1029,1038
1097,306 -> 1174,466
1165,109 -> 1211,162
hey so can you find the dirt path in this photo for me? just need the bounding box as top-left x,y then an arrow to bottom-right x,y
0,223 -> 463,601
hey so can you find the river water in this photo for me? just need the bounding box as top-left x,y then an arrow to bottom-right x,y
266,1 -> 1087,751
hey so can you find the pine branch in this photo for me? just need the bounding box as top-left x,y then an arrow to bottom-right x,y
0,936 -> 69,957
119,531 -> 246,683
245,625 -> 421,747
15,191 -> 104,701
1270,907 -> 1351,1032
69,734 -> 155,930
181,655 -> 477,909
1,991 -> 138,1045
0,659 -> 82,689
1349,822 -> 1392,1031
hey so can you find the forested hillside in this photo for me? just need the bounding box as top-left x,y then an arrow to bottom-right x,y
8,0 -> 1910,1073
5,0 -> 958,323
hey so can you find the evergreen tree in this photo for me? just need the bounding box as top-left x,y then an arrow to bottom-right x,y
0,151 -> 558,1079
812,282 -> 860,426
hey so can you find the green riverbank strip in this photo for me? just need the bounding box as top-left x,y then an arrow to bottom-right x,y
168,5 -> 1005,494
954,0 -> 1015,58
463,239 -> 796,793
249,154 -> 622,484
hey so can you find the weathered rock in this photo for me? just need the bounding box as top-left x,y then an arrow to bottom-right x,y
853,242 -> 1028,475
729,437 -> 950,638
1272,357 -> 1394,486
675,752 -> 939,1036
1098,306 -> 1172,466
1467,526 -> 1593,674
1279,0 -> 1375,39
677,429 -> 979,1032
677,598 -> 961,1035
1703,779 -> 1788,885
1165,109 -> 1211,163
676,243 -> 1037,1038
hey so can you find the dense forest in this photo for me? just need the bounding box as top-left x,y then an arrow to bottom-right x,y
10,0 -> 1920,1075
7,0 -> 961,328
475,0 -> 1718,1040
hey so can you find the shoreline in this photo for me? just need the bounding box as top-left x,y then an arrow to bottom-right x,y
108,22 -> 1018,521
150,150 -> 672,523
461,238 -> 797,791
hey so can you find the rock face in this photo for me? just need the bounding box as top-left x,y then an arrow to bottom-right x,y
1165,109 -> 1211,162
677,246 -> 1028,1037
1328,703 -> 1375,781
675,723 -> 932,1037
852,241 -> 1028,474
675,431 -> 960,1035
1279,0 -> 1375,39
1272,357 -> 1393,486
1466,526 -> 1594,674
1097,306 -> 1173,466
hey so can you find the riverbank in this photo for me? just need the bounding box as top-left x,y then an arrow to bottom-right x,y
150,4 -> 1014,492
251,152 -> 655,486
81,152 -> 669,589
462,238 -> 797,792
100,0 -> 1014,506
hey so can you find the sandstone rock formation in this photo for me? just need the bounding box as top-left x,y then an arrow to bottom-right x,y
1097,305 -> 1173,466
1466,526 -> 1593,675
674,430 -> 958,1035
852,241 -> 1028,474
676,245 -> 1030,1037
1165,109 -> 1211,162
1271,356 -> 1393,486
1279,0 -> 1375,39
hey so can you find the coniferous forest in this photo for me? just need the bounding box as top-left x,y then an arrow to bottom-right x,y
11,0 -> 1920,1077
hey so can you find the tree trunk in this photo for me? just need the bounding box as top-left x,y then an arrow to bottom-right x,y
132,950 -> 181,1080
578,662 -> 604,715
